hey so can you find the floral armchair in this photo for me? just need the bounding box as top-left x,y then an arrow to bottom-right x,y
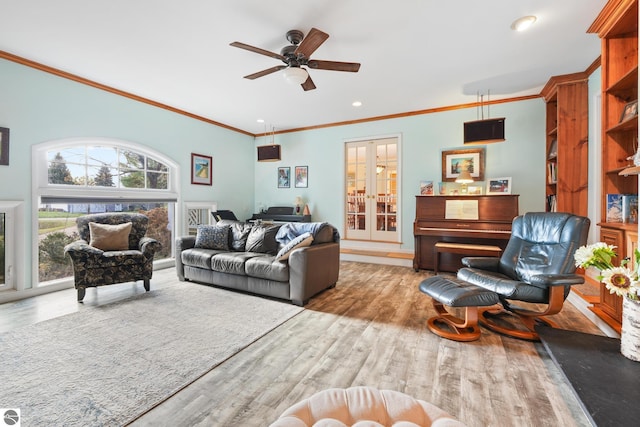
64,213 -> 162,302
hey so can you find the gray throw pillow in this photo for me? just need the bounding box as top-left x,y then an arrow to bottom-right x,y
194,224 -> 230,250
245,224 -> 281,254
229,222 -> 252,251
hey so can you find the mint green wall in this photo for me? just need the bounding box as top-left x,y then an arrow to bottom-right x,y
0,58 -> 255,289
255,98 -> 546,249
0,56 -> 550,289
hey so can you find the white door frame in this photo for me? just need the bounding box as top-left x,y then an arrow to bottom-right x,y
344,134 -> 402,243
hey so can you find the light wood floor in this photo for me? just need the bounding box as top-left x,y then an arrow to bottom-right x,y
0,262 -> 603,426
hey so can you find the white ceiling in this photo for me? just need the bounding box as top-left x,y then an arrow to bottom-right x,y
0,0 -> 607,135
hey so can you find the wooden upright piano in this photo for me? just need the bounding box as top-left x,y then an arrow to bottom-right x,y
413,195 -> 519,272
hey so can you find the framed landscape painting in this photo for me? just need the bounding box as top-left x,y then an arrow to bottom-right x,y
191,153 -> 212,185
441,148 -> 485,182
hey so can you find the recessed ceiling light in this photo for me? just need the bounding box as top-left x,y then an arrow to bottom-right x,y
511,15 -> 537,31
257,119 -> 265,123
352,101 -> 362,107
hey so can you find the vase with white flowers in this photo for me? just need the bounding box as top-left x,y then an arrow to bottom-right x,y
574,242 -> 640,362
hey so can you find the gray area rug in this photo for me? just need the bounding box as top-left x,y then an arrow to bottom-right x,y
0,282 -> 303,426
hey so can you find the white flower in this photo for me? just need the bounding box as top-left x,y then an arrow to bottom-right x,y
601,267 -> 635,297
573,243 -> 617,270
573,243 -> 640,301
574,245 -> 595,267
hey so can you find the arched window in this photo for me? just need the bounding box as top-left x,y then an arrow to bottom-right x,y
33,138 -> 179,286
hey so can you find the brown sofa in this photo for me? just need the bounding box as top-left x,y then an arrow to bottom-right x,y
175,220 -> 340,306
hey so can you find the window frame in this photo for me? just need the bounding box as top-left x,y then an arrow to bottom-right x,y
0,201 -> 24,292
32,138 -> 180,288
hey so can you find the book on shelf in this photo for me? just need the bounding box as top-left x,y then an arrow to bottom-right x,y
622,194 -> 638,224
548,139 -> 558,159
546,194 -> 557,212
547,163 -> 557,184
606,194 -> 623,223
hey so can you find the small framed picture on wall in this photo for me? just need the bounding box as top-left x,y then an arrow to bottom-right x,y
294,166 -> 308,188
278,167 -> 290,188
191,153 -> 212,185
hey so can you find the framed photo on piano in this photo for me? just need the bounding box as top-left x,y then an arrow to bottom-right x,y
486,177 -> 512,195
442,148 -> 485,182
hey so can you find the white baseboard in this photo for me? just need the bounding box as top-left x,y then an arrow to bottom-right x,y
340,253 -> 413,267
567,291 -> 620,338
0,259 -> 176,304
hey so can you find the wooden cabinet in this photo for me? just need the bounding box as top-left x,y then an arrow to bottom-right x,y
597,227 -> 625,323
541,73 -> 589,215
588,0 -> 638,330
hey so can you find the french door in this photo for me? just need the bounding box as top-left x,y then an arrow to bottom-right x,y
345,137 -> 399,242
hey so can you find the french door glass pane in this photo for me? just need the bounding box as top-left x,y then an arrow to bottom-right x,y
375,143 -> 397,232
346,145 -> 368,231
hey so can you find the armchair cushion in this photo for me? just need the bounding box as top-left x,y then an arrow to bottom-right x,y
88,222 -> 132,251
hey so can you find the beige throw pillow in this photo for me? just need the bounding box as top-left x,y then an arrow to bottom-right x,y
89,222 -> 132,251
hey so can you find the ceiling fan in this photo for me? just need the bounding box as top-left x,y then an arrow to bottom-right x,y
230,28 -> 361,91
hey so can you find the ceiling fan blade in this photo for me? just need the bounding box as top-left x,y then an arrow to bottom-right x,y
301,75 -> 316,91
295,28 -> 329,58
244,66 -> 286,80
307,60 -> 361,72
230,41 -> 286,61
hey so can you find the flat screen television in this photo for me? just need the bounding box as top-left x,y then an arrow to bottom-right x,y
464,118 -> 505,144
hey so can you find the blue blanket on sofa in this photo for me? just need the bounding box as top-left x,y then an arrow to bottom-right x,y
275,222 -> 340,244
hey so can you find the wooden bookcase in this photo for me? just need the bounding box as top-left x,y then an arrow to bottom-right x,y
541,73 -> 589,215
588,0 -> 638,329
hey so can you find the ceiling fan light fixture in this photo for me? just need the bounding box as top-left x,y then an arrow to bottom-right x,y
282,67 -> 308,85
511,15 -> 537,31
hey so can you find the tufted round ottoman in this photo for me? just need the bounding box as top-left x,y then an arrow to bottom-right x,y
269,386 -> 466,427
